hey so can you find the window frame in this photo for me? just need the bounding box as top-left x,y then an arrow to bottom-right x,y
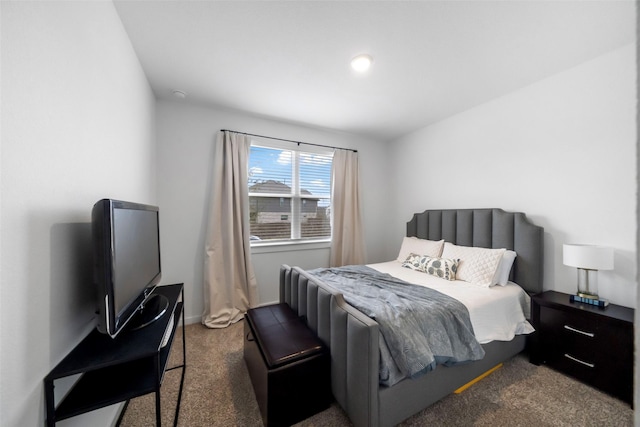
248,138 -> 333,247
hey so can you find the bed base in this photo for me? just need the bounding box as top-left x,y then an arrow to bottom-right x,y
377,338 -> 524,426
280,265 -> 526,427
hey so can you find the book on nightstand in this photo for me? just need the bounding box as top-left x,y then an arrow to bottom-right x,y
569,294 -> 609,308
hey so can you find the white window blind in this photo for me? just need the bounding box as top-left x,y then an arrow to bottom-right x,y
248,142 -> 333,243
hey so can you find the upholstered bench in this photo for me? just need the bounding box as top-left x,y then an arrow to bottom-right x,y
243,303 -> 331,427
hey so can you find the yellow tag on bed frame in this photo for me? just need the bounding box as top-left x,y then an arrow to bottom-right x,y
453,363 -> 503,394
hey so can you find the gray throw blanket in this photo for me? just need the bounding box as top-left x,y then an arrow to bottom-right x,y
308,265 -> 485,386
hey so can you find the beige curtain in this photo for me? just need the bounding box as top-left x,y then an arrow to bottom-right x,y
330,149 -> 366,267
202,131 -> 258,328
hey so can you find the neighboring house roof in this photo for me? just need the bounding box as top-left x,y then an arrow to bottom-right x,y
249,180 -> 315,197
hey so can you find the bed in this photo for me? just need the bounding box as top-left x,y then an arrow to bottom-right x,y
280,208 -> 544,427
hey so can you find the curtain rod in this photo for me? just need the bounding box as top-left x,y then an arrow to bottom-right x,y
220,129 -> 357,153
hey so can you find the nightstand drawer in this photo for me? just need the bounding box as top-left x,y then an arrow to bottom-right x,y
539,306 -> 599,349
539,306 -> 600,381
539,305 -> 597,334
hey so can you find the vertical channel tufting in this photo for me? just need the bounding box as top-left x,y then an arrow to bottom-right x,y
417,212 -> 428,238
441,210 -> 457,242
427,211 -> 442,241
472,210 -> 492,248
330,298 -> 348,413
456,210 -> 473,246
492,209 -> 515,250
291,269 -> 300,310
346,314 -> 378,427
317,288 -> 332,344
279,266 -> 287,304
307,283 -> 319,334
282,266 -> 292,306
291,274 -> 300,313
298,278 -> 308,319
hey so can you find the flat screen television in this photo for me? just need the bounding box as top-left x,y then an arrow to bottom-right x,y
92,199 -> 166,338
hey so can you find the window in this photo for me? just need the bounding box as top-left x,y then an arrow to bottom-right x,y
248,142 -> 333,243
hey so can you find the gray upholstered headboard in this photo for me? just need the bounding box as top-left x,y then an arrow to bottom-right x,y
407,208 -> 544,294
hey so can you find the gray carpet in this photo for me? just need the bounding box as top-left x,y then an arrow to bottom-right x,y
119,322 -> 633,427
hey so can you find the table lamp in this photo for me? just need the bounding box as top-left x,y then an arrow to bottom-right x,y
563,244 -> 614,299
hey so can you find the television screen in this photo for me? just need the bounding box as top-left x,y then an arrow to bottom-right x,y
92,199 -> 164,338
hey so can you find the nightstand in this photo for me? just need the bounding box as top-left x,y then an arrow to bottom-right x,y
530,291 -> 634,405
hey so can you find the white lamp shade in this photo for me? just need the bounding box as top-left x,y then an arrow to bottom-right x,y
563,244 -> 614,270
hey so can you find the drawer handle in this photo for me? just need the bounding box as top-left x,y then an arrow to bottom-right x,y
564,353 -> 595,368
563,325 -> 595,338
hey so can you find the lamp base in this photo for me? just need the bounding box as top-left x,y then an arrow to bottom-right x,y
577,291 -> 599,300
570,294 -> 609,308
576,268 -> 598,300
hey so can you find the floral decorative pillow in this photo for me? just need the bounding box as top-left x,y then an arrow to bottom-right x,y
423,256 -> 459,281
402,253 -> 459,281
402,253 -> 429,271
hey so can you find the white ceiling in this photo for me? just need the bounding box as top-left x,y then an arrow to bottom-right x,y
113,1 -> 636,142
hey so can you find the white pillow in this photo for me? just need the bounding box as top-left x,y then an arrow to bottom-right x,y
441,242 -> 506,287
396,237 -> 444,262
492,250 -> 517,286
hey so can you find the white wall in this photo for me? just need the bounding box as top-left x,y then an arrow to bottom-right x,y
155,100 -> 390,320
1,2 -> 156,426
389,44 -> 636,307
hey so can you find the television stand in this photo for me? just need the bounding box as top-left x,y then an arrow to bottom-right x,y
44,284 -> 186,427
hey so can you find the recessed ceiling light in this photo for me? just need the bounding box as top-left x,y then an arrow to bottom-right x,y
350,54 -> 373,73
172,89 -> 187,99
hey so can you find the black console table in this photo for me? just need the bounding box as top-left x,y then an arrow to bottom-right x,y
44,283 -> 186,426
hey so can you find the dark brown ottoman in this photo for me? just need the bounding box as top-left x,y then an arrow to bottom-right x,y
243,303 -> 331,427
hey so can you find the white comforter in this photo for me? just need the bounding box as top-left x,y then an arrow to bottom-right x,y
368,261 -> 534,344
